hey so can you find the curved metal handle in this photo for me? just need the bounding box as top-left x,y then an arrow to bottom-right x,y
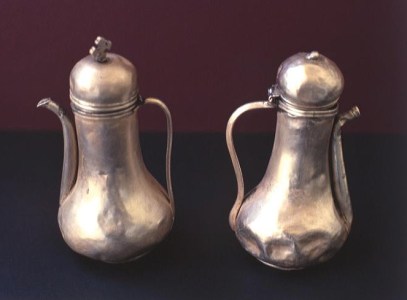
226,100 -> 275,231
142,98 -> 174,213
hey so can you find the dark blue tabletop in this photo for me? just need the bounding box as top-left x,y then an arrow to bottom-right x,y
0,132 -> 405,299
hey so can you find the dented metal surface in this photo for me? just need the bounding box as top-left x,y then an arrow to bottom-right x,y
226,51 -> 359,269
37,37 -> 174,263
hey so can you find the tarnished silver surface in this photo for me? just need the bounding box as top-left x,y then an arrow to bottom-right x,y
70,37 -> 138,115
226,51 -> 360,270
37,37 -> 174,263
276,51 -> 344,110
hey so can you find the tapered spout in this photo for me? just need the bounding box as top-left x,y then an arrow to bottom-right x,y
331,106 -> 360,231
37,98 -> 78,204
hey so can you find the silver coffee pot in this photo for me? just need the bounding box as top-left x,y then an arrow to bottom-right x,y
37,37 -> 174,263
226,51 -> 360,270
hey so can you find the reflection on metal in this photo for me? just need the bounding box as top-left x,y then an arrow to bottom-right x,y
226,52 -> 360,270
37,37 -> 174,263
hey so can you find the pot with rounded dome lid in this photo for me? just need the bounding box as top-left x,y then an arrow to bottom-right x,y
226,51 -> 360,270
37,36 -> 174,263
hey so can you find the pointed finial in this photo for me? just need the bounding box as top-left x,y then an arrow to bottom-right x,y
306,51 -> 320,60
89,36 -> 112,63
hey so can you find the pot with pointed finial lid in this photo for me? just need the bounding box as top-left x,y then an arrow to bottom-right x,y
37,36 -> 174,263
226,51 -> 360,270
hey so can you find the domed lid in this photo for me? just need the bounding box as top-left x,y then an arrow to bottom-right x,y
276,51 -> 344,110
70,36 -> 139,114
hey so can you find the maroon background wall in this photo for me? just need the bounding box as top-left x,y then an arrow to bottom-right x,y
0,0 -> 406,132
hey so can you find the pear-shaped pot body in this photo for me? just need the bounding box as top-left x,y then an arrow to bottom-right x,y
59,111 -> 174,263
235,112 -> 348,270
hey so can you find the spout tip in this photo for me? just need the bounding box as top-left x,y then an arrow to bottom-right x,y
350,106 -> 361,118
338,105 -> 361,127
37,98 -> 52,108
